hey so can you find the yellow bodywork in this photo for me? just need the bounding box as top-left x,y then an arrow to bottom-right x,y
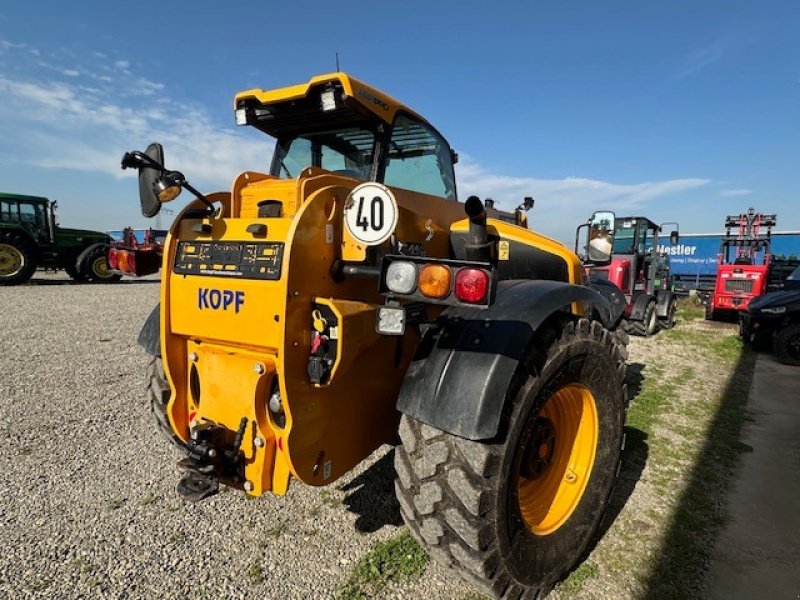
158,74 -> 584,497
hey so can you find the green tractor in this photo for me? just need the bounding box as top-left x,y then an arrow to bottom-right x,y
0,192 -> 121,285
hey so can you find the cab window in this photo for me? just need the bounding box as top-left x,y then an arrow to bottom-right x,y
272,127 -> 375,181
383,115 -> 456,200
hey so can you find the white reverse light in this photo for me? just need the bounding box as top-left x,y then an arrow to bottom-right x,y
235,108 -> 248,125
376,306 -> 406,336
386,261 -> 417,294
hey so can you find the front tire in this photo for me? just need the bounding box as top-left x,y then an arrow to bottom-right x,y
77,243 -> 121,283
630,300 -> 657,337
0,230 -> 37,285
394,317 -> 627,598
773,324 -> 800,366
147,356 -> 184,447
659,298 -> 677,330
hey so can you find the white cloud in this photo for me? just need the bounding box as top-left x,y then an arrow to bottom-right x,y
0,44 -> 271,188
719,188 -> 752,197
456,156 -> 709,241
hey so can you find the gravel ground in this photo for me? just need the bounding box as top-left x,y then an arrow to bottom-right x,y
0,273 -> 473,600
0,275 -> 745,600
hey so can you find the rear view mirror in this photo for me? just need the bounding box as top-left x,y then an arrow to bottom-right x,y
138,143 -> 165,218
670,230 -> 679,245
587,210 -> 615,264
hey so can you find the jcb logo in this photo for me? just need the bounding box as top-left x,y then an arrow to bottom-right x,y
198,288 -> 245,313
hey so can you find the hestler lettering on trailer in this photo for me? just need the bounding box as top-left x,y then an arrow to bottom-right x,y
198,288 -> 245,313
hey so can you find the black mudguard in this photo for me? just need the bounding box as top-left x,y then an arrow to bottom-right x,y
656,289 -> 674,318
629,293 -> 654,321
138,304 -> 160,356
588,276 -> 627,328
397,280 -> 614,440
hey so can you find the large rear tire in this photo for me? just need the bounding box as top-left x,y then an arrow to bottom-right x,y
77,243 -> 121,283
147,355 -> 184,447
394,317 -> 627,598
773,324 -> 800,366
0,230 -> 37,285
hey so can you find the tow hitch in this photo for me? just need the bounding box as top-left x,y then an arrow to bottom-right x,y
176,417 -> 248,502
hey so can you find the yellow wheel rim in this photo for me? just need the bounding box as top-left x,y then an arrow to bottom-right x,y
0,243 -> 24,276
517,383 -> 598,536
92,256 -> 110,278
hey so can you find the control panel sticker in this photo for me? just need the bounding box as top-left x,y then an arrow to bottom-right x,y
174,241 -> 284,280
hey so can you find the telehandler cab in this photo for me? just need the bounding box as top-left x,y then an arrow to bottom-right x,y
123,73 -> 628,598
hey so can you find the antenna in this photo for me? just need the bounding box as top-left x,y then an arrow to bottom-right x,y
335,52 -> 340,72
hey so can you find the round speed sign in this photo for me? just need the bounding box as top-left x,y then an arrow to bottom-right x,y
344,182 -> 398,246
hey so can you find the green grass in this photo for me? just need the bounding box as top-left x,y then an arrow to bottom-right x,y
138,492 -> 160,507
335,531 -> 430,600
248,563 -> 265,582
675,297 -> 705,321
561,562 -> 599,595
320,489 -> 342,508
106,497 -> 126,510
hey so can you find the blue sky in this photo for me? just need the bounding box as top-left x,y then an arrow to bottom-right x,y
0,1 -> 798,243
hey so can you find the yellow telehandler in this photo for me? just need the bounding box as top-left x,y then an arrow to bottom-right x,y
122,72 -> 628,598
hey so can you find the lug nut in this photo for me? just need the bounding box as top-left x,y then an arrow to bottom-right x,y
244,481 -> 254,492
269,391 -> 282,414
253,363 -> 265,375
254,437 -> 264,448
188,352 -> 198,362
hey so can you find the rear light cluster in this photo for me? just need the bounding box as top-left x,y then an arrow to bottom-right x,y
381,256 -> 494,306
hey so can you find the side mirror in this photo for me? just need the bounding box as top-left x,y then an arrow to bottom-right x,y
121,143 -> 166,218
586,210 -> 615,264
670,230 -> 679,245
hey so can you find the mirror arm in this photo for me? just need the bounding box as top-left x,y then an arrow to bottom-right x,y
121,151 -> 163,171
181,180 -> 215,213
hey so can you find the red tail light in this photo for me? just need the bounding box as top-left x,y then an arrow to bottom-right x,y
107,248 -> 118,270
454,268 -> 489,303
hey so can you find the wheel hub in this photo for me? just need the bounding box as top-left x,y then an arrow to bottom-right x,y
0,243 -> 23,276
521,418 -> 556,480
516,383 -> 599,536
92,256 -> 110,278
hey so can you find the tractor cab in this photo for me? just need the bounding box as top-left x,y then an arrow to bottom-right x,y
578,214 -> 679,336
0,194 -> 54,246
595,217 -> 673,300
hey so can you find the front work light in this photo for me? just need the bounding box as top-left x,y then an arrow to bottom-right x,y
235,108 -> 248,125
376,306 -> 406,335
320,89 -> 337,112
385,261 -> 417,294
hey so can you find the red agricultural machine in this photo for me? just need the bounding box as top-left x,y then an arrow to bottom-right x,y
578,215 -> 679,336
705,209 -> 776,321
107,227 -> 166,277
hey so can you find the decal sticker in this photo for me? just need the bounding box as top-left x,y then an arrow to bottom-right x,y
344,182 -> 398,246
325,223 -> 334,244
198,288 -> 245,313
425,219 -> 434,242
323,460 -> 332,480
499,240 -> 510,261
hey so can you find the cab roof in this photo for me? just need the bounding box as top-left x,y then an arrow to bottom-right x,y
234,72 -> 430,137
0,192 -> 49,204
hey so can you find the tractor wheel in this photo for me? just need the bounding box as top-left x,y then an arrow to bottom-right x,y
773,324 -> 800,366
0,230 -> 37,285
64,262 -> 86,282
147,355 -> 184,447
394,317 -> 627,598
629,300 -> 657,337
659,298 -> 677,330
77,243 -> 121,283
705,301 -> 715,321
